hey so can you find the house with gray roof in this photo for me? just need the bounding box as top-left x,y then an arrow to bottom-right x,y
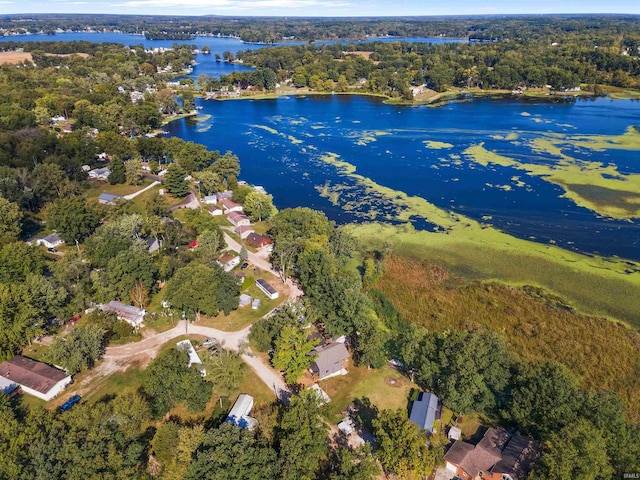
35,233 -> 63,249
98,192 -> 124,205
226,393 -> 258,430
89,167 -> 110,181
309,342 -> 350,380
99,301 -> 146,328
409,392 -> 441,434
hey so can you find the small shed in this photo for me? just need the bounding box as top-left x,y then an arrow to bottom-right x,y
251,298 -> 261,310
239,294 -> 252,307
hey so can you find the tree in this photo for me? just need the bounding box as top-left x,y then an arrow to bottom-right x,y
32,163 -> 66,205
373,408 -> 441,478
165,163 -> 190,197
244,191 -> 276,222
506,361 -> 582,438
272,325 -> 317,384
531,419 -> 614,480
328,444 -> 380,480
108,157 -> 126,184
46,196 -> 99,244
46,325 -> 106,374
206,349 -> 245,393
194,169 -> 224,195
181,91 -> 196,113
186,422 -> 279,480
129,281 -> 149,309
277,389 -> 328,479
249,300 -> 305,352
103,246 -> 157,300
239,245 -> 248,262
210,151 -> 240,182
0,197 -> 22,244
144,191 -> 170,217
164,263 -> 240,320
124,158 -> 143,185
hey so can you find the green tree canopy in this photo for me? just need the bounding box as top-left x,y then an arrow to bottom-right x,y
244,191 -> 276,222
164,163 -> 190,197
45,325 -> 106,374
272,325 -> 317,384
108,157 -> 126,185
46,196 -> 99,244
0,197 -> 23,244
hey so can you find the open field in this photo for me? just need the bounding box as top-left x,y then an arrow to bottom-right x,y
373,255 -> 640,422
0,51 -> 33,64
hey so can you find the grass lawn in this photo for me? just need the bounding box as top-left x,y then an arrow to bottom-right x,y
197,272 -> 285,331
86,178 -> 153,200
21,343 -> 50,362
320,365 -> 417,421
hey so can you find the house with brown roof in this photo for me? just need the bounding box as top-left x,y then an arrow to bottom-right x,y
0,355 -> 72,401
220,198 -> 243,213
217,253 -> 240,272
235,225 -> 255,239
246,232 -> 273,248
227,211 -> 250,227
208,205 -> 223,216
444,428 -> 538,480
309,342 -> 350,380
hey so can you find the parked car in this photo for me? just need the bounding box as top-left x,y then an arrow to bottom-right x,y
203,337 -> 217,346
240,262 -> 249,270
47,247 -> 57,253
60,395 -> 81,412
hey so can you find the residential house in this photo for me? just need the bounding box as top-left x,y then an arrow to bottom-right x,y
220,198 -> 243,213
176,340 -> 205,376
89,167 -> 110,181
409,392 -> 441,434
444,428 -> 539,480
0,355 -> 72,401
226,393 -> 258,429
208,205 -> 223,216
216,190 -> 233,200
203,194 -> 217,204
234,225 -> 255,239
0,375 -> 19,396
217,253 -> 240,272
100,301 -> 146,328
246,232 -> 273,248
256,278 -> 278,300
227,211 -> 250,227
98,192 -> 124,205
309,342 -> 350,380
143,236 -> 162,253
35,233 -> 63,249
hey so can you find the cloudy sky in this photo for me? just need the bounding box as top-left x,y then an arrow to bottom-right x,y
1,0 -> 638,16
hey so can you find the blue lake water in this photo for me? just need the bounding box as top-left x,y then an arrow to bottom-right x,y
3,32 -> 639,261
165,95 -> 640,262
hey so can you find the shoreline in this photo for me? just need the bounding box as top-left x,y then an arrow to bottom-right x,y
201,85 -> 640,106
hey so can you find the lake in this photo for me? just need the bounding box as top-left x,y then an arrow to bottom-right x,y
3,32 -> 639,261
165,95 -> 640,262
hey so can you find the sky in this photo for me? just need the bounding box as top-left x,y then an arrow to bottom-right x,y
1,0 -> 639,17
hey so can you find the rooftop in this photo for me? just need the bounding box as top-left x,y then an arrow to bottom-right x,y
409,392 -> 440,433
312,342 -> 350,372
0,356 -> 69,395
256,278 -> 277,295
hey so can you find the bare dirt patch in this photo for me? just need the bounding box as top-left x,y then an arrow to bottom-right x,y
384,376 -> 403,388
44,52 -> 90,59
0,51 -> 33,65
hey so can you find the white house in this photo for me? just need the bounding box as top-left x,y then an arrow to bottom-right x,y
176,340 -> 205,376
226,393 -> 257,430
0,355 -> 72,401
203,194 -> 217,204
36,233 -> 63,249
88,167 -> 110,181
217,253 -> 240,272
100,301 -> 146,328
220,198 -> 243,213
227,211 -> 250,227
256,279 -> 278,300
208,205 -> 223,216
143,237 -> 162,253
